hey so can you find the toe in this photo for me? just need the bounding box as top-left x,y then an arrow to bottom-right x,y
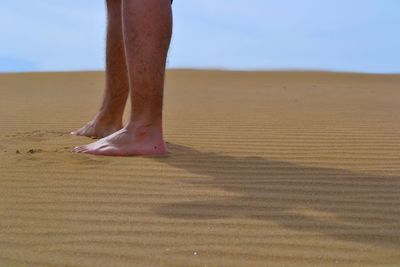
73,146 -> 86,153
71,129 -> 83,136
81,149 -> 94,155
79,147 -> 91,154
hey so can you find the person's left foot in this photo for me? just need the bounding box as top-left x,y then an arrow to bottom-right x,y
70,112 -> 123,139
72,122 -> 168,156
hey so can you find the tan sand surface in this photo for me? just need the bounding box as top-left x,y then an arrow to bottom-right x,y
0,70 -> 399,267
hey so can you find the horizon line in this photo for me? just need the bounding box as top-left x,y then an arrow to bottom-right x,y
1,68 -> 400,76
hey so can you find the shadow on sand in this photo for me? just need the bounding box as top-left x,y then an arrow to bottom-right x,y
154,143 -> 400,249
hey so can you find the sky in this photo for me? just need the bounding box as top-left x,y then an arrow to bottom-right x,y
1,0 -> 399,73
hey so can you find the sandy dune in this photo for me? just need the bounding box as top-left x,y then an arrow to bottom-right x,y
0,70 -> 399,266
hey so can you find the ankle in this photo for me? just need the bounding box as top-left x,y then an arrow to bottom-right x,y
128,116 -> 162,129
126,121 -> 162,132
95,110 -> 123,126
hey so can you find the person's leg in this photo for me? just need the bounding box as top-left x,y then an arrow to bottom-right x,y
73,0 -> 172,156
71,0 -> 129,138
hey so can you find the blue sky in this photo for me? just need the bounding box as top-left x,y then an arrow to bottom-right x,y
1,0 -> 399,73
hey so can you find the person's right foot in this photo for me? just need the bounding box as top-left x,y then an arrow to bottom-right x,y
73,121 -> 168,156
71,113 -> 123,139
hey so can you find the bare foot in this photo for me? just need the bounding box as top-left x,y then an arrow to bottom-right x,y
72,122 -> 168,156
71,113 -> 123,139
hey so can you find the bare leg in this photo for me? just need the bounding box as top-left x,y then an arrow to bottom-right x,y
71,0 -> 129,138
73,0 -> 172,156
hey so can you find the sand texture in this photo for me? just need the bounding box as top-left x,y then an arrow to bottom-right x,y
0,70 -> 399,267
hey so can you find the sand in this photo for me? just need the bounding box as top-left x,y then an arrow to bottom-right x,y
0,70 -> 399,267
